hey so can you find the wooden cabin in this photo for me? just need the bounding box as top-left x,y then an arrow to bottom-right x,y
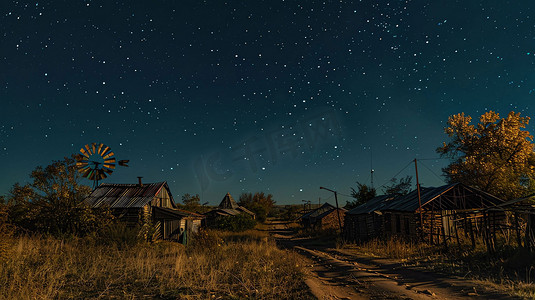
85,181 -> 204,240
344,183 -> 505,245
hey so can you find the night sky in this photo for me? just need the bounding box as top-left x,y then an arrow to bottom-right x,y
1,1 -> 534,205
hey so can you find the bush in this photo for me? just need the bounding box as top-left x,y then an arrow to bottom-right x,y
5,157 -> 115,238
211,213 -> 257,232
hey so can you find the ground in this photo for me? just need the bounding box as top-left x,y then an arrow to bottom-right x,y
267,220 -> 521,300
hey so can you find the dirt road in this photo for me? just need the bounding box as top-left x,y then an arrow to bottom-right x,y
268,220 -> 518,300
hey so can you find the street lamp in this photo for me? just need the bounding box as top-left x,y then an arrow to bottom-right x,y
319,186 -> 343,233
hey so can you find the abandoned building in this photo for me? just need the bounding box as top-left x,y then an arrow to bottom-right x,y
344,183 -> 505,246
204,193 -> 256,222
300,202 -> 346,230
85,180 -> 204,240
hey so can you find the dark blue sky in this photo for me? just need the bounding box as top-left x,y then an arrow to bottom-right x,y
1,0 -> 534,205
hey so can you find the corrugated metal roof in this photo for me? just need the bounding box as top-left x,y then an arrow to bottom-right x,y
316,207 -> 346,219
386,184 -> 457,212
209,208 -> 241,216
301,203 -> 335,220
85,182 -> 175,208
346,194 -> 398,215
347,183 -> 505,214
153,207 -> 205,219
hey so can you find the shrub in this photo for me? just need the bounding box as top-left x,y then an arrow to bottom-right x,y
211,213 -> 257,232
6,157 -> 115,238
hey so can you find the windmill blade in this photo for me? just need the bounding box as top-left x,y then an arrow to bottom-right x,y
84,144 -> 93,155
82,167 -> 93,178
98,170 -> 107,180
104,158 -> 116,164
97,143 -> 105,156
102,151 -> 115,160
78,164 -> 91,172
103,163 -> 116,170
100,146 -> 111,157
79,147 -> 90,159
74,154 -> 86,161
88,170 -> 97,180
76,161 -> 89,168
103,168 -> 114,175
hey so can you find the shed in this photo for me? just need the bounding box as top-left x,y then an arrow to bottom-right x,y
205,193 -> 256,226
300,203 -> 346,230
344,183 -> 505,245
300,203 -> 334,228
85,181 -> 203,240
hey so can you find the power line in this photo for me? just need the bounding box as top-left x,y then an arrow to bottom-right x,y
416,157 -> 449,161
376,159 -> 414,190
418,160 -> 446,184
337,192 -> 354,198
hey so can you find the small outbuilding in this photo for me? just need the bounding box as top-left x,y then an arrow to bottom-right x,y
301,202 -> 346,230
205,193 -> 256,224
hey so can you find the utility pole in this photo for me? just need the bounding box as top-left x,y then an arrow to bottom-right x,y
320,187 -> 343,234
370,147 -> 374,189
414,159 -> 424,239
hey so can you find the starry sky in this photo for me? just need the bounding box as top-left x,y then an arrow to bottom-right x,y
1,0 -> 534,205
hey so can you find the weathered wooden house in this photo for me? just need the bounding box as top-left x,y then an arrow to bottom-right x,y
344,183 -> 505,245
343,194 -> 398,241
85,181 -> 204,240
301,203 -> 346,230
205,193 -> 256,222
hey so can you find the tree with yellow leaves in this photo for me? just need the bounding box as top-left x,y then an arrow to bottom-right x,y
437,111 -> 535,200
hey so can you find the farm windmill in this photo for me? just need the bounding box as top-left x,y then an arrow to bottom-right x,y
75,143 -> 129,188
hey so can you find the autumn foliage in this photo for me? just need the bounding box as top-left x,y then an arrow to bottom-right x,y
5,156 -> 113,237
437,111 -> 535,200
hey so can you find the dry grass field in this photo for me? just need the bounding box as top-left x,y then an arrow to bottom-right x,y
0,229 -> 311,299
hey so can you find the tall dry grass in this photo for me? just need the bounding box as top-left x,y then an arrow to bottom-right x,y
349,236 -> 433,260
0,230 -> 310,299
0,205 -> 11,260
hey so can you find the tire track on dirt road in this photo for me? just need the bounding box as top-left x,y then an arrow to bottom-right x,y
268,220 -> 519,300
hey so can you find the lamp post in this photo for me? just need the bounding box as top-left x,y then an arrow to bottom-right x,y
319,186 -> 343,234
